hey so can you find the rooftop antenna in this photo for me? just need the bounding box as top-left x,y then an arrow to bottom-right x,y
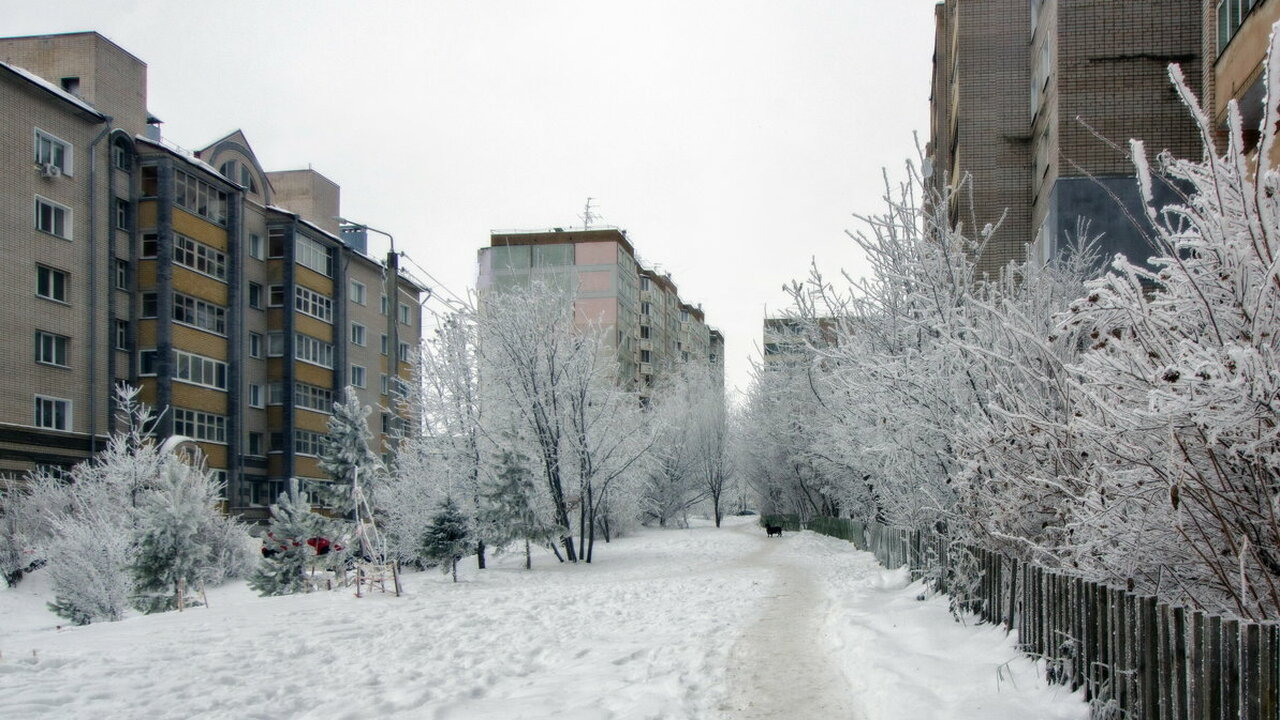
581,197 -> 599,229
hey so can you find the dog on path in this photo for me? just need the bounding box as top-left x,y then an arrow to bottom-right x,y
765,524 -> 783,537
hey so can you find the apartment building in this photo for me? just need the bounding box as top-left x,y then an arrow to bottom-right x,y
477,227 -> 722,396
1203,0 -> 1280,162
929,0 -> 1202,277
0,32 -> 422,519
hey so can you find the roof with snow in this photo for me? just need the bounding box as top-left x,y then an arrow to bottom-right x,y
0,61 -> 107,120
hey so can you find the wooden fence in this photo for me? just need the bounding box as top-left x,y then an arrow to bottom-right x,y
805,517 -> 1280,720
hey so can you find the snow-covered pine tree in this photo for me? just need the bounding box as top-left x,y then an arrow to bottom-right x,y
421,498 -> 471,582
478,450 -> 561,569
130,457 -> 233,613
249,480 -> 324,596
316,386 -> 382,516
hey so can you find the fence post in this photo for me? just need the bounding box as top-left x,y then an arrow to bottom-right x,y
1206,614 -> 1222,720
1241,622 -> 1260,720
1221,618 -> 1239,720
1140,596 -> 1158,720
1172,606 -> 1187,720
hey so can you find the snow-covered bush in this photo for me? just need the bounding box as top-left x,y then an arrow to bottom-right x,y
45,506 -> 133,625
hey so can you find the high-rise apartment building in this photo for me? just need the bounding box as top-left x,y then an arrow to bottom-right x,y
929,0 -> 1202,277
477,227 -> 722,396
0,32 -> 423,519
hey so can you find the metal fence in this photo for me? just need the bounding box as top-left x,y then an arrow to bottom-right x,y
804,517 -> 1280,720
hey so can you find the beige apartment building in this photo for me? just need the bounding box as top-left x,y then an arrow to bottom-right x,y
477,227 -> 722,397
0,32 -> 422,519
929,0 -> 1202,277
1204,0 -> 1280,162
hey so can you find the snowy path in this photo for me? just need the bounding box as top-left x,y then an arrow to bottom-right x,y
0,517 -> 1087,719
721,524 -> 858,718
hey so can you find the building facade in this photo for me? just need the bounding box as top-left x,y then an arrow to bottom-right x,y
929,0 -> 1203,277
0,32 -> 422,519
1202,0 -> 1280,163
477,227 -> 722,397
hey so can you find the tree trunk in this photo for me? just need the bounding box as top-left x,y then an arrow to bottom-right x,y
549,540 -> 564,563
477,540 -> 486,570
577,498 -> 586,561
525,539 -> 531,570
451,557 -> 458,583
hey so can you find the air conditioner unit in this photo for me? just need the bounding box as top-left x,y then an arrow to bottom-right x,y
40,163 -> 62,178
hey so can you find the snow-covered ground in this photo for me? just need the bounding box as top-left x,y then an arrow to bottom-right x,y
0,517 -> 1088,719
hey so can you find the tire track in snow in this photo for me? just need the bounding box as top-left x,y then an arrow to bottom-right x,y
719,523 -> 860,720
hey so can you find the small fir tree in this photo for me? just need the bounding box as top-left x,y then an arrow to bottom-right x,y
316,387 -> 382,516
249,480 -> 324,596
421,498 -> 471,582
130,457 -> 233,613
478,450 -> 560,569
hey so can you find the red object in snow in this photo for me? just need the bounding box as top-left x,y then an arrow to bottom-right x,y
306,537 -> 332,555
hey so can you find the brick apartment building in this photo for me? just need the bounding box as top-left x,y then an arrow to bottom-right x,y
929,0 -> 1203,278
477,227 -> 723,398
0,32 -> 423,519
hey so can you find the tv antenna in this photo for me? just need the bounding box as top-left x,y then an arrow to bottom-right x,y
581,197 -> 599,229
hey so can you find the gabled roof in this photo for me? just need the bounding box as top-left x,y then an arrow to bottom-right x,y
196,129 -> 275,199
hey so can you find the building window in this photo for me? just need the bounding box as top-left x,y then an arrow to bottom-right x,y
350,280 -> 366,305
295,333 -> 334,368
640,325 -> 650,339
380,334 -> 388,355
112,139 -> 131,171
641,301 -> 651,316
296,236 -> 333,277
398,303 -> 411,325
267,332 -> 284,357
141,232 -> 158,258
139,349 -> 157,375
172,292 -> 226,335
36,265 -> 68,303
249,332 -> 263,359
295,383 -> 334,413
173,233 -> 227,281
268,285 -> 284,308
34,396 -> 70,431
269,432 -> 284,452
141,291 -> 158,318
35,331 -> 69,367
249,384 -> 263,408
268,383 -> 284,406
114,319 -> 128,351
114,258 -> 128,290
381,374 -> 388,396
399,342 -> 411,362
140,165 -> 158,197
248,283 -> 263,310
351,365 -> 367,388
640,349 -> 651,364
350,323 -> 366,346
34,129 -> 72,175
248,432 -> 264,456
267,227 -> 286,258
173,408 -> 226,443
173,169 -> 228,226
173,350 -> 228,390
248,233 -> 264,260
380,294 -> 389,315
680,310 -> 690,322
114,198 -> 130,231
294,429 -> 324,457
35,196 -> 70,239
640,277 -> 650,291
1219,0 -> 1263,52
294,285 -> 333,323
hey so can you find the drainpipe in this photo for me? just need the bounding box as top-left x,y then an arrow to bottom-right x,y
86,117 -> 113,455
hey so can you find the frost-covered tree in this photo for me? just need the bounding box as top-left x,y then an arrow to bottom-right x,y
317,387 -> 383,516
45,505 -> 132,625
386,315 -> 491,567
249,480 -> 325,596
477,449 -> 562,569
131,457 -> 244,613
421,497 -> 471,582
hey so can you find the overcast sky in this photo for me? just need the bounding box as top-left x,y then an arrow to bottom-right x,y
7,1 -> 936,402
